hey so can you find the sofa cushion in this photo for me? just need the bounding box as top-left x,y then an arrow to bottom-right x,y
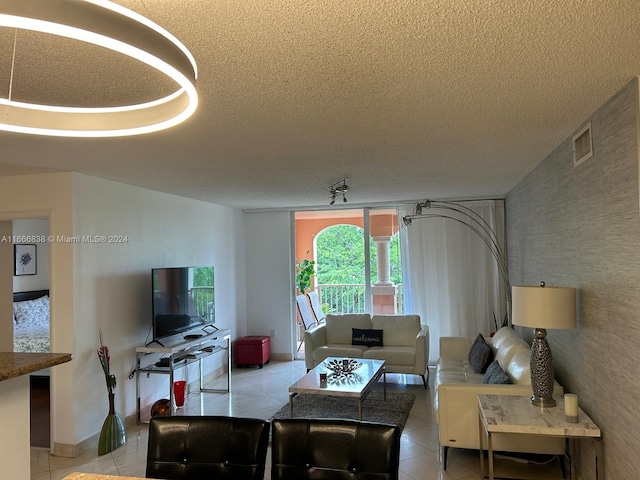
325,314 -> 372,345
482,360 -> 512,384
371,315 -> 420,346
504,349 -> 531,385
495,343 -> 525,370
468,333 -> 493,373
313,345 -> 369,362
490,326 -> 530,352
352,328 -> 383,347
363,346 -> 415,366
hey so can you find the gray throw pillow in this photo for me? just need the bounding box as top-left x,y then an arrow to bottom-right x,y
482,360 -> 512,384
468,333 -> 493,373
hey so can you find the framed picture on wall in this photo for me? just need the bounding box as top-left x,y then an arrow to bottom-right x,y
14,244 -> 37,276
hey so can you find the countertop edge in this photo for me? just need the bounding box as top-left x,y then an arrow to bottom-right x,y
0,352 -> 73,381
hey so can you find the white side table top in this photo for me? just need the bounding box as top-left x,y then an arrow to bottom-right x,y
478,394 -> 600,438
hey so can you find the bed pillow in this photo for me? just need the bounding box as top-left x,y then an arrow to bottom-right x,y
13,296 -> 50,325
468,333 -> 493,373
352,328 -> 383,347
482,360 -> 512,384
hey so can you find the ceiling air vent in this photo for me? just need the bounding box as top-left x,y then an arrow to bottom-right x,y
573,122 -> 593,167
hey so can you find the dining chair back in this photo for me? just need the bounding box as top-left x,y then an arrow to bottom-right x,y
146,415 -> 270,480
271,418 -> 401,480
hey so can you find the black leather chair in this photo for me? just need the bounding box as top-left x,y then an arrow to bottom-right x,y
271,418 -> 401,480
146,416 -> 270,480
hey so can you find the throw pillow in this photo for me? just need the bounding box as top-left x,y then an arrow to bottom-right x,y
482,360 -> 512,384
13,296 -> 50,325
468,333 -> 493,373
352,328 -> 383,347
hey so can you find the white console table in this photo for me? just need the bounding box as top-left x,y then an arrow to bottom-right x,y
135,329 -> 231,423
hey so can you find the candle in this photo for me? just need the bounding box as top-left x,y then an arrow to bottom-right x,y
564,393 -> 578,422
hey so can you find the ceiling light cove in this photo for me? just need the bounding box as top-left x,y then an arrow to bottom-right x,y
0,0 -> 198,137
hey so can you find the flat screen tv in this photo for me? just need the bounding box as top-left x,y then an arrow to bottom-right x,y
151,266 -> 215,344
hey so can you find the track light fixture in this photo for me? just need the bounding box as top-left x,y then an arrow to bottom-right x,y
327,178 -> 349,205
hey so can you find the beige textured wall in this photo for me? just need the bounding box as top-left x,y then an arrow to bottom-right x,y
506,78 -> 640,478
0,221 -> 12,351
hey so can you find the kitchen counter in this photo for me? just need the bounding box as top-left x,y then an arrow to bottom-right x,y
0,352 -> 72,381
0,351 -> 72,479
63,474 -> 146,480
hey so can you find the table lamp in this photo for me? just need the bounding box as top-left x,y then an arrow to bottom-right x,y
512,282 -> 576,407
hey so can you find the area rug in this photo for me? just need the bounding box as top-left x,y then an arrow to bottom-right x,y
271,391 -> 415,431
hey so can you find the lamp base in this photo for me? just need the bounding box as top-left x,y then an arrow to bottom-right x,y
529,328 -> 556,407
530,395 -> 556,408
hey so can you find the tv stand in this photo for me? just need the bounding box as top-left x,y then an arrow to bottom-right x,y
135,328 -> 231,423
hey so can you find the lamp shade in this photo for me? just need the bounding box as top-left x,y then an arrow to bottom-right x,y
512,285 -> 576,330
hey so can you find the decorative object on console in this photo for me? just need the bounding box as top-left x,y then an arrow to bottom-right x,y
327,178 -> 349,205
150,398 -> 172,417
96,330 -> 126,455
0,0 -> 198,137
173,380 -> 186,407
402,199 -> 511,323
512,282 -> 576,407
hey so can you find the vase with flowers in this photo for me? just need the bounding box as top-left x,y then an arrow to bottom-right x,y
97,330 -> 126,455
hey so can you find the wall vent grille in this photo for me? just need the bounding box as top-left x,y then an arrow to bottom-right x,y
573,122 -> 593,167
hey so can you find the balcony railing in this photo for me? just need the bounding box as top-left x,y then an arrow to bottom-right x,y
316,283 -> 403,315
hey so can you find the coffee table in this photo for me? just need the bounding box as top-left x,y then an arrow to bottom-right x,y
288,357 -> 386,420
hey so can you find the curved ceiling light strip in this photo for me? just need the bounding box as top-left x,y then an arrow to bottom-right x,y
0,0 -> 198,137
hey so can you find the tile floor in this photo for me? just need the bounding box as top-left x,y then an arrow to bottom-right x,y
31,361 -> 565,480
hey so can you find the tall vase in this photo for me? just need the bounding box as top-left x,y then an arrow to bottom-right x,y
98,392 -> 127,455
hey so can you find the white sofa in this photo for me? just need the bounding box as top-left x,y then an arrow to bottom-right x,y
304,313 -> 429,387
435,327 -> 565,467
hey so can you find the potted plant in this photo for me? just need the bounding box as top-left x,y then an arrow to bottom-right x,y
295,252 -> 316,294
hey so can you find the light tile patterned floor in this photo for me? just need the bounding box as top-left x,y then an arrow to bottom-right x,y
31,361 -> 565,480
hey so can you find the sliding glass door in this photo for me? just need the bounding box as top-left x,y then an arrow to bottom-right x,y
294,207 -> 403,319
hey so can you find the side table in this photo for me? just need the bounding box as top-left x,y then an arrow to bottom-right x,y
477,394 -> 602,480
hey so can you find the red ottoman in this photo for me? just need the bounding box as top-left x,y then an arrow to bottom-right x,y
236,336 -> 271,368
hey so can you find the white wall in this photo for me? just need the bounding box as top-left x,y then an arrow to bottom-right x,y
0,221 -> 13,351
71,173 -> 246,445
0,173 -> 75,450
12,218 -> 50,292
0,171 -> 247,455
244,211 -> 294,358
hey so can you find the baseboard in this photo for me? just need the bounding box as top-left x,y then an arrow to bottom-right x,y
270,353 -> 292,362
52,433 -> 98,458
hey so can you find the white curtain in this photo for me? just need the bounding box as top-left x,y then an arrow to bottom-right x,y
400,200 -> 507,364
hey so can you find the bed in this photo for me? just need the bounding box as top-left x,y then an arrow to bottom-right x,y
13,290 -> 50,353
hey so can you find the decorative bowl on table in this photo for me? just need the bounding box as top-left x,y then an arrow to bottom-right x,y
325,358 -> 362,373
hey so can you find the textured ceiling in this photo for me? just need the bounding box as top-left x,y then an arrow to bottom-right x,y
1,0 -> 640,210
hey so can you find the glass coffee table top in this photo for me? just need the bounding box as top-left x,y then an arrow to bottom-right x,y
289,357 -> 385,397
288,357 -> 386,420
